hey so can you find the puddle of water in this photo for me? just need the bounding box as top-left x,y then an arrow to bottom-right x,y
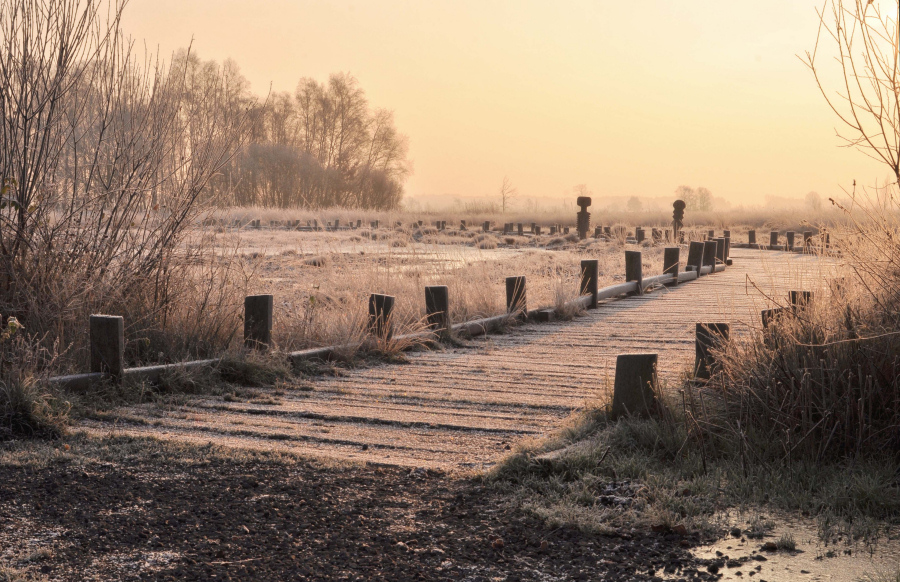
690,516 -> 900,582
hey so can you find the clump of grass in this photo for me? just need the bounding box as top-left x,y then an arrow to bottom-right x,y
303,255 -> 328,267
775,532 -> 796,551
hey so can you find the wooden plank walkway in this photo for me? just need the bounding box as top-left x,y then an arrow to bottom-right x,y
80,249 -> 832,471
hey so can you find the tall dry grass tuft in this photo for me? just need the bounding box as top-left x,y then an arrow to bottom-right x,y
692,187 -> 900,463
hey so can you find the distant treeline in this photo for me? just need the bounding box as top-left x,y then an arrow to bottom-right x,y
193,52 -> 410,210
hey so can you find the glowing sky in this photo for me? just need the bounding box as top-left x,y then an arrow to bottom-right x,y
122,0 -> 889,204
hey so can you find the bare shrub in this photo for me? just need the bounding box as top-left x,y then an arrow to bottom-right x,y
0,0 -> 249,376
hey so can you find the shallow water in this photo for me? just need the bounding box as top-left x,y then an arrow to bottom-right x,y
688,515 -> 900,581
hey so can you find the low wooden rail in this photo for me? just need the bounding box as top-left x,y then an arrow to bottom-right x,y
49,241 -> 736,392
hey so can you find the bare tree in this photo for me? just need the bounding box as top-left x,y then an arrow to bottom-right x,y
803,0 -> 900,183
499,176 -> 517,213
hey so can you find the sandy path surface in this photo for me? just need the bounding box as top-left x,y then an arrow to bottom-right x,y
80,248 -> 831,471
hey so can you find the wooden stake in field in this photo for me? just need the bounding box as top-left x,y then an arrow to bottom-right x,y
90,315 -> 125,384
611,353 -> 659,419
694,323 -> 729,380
244,295 -> 274,350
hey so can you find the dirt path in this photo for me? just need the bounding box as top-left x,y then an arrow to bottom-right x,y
81,249 -> 831,471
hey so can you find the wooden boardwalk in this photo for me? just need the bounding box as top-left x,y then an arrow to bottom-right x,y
81,249 -> 830,471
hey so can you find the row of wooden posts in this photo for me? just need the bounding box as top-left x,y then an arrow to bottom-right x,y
85,237 -> 739,386
210,218 -> 830,249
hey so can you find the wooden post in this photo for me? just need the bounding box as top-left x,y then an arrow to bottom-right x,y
535,225 -> 542,235
610,353 -> 659,419
695,323 -> 729,380
506,276 -> 527,316
635,228 -> 645,243
803,231 -> 813,248
702,241 -> 717,273
769,231 -> 778,248
580,259 -> 599,308
90,315 -> 125,383
244,295 -> 274,349
715,237 -> 726,263
550,226 -> 557,235
708,229 -> 715,239
517,223 -> 524,236
790,290 -> 813,307
368,293 -> 395,340
663,247 -> 680,282
748,230 -> 756,245
425,286 -> 450,337
625,250 -> 643,295
483,221 -> 490,233
786,231 -> 795,249
686,241 -> 704,272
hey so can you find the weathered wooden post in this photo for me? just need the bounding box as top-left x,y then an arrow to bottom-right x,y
761,307 -> 790,329
663,247 -> 680,283
702,241 -> 717,273
635,228 -> 645,243
483,221 -> 491,233
790,290 -> 813,307
786,231 -> 795,249
334,218 -> 340,231
748,230 -> 756,245
506,276 -> 527,317
535,225 -> 542,235
357,219 -> 362,228
594,226 -> 602,238
724,235 -> 731,262
604,226 -> 611,236
803,231 -> 813,248
530,222 -> 536,234
425,286 -> 450,338
368,293 -> 395,340
244,295 -> 274,350
90,315 -> 125,383
686,241 -> 704,273
715,237 -> 726,264
769,231 -> 779,248
550,226 -> 557,235
695,323 -> 729,380
517,223 -> 524,236
610,353 -> 659,419
708,229 -> 715,239
625,250 -> 643,295
580,259 -> 599,308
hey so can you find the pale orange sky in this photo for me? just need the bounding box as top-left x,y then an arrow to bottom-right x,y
122,0 -> 888,205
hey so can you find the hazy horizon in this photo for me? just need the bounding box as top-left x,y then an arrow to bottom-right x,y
123,0 -> 889,205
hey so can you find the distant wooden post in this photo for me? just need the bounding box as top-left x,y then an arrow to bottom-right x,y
550,225 -> 557,235
786,231 -> 795,249
663,247 -> 680,283
531,222 -> 536,234
686,241 -> 704,272
635,228 -> 645,243
535,225 -> 542,235
368,294 -> 395,340
517,223 -> 524,236
708,229 -> 715,239
610,353 -> 659,419
748,230 -> 756,245
594,226 -> 602,238
244,295 -> 274,350
769,231 -> 779,248
625,250 -> 643,295
506,276 -> 527,317
90,315 -> 125,383
803,231 -> 813,248
425,286 -> 450,338
695,323 -> 729,380
702,241 -> 717,273
483,221 -> 490,233
580,259 -> 599,308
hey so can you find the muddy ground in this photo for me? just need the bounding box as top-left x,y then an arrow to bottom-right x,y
0,436 -> 721,581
